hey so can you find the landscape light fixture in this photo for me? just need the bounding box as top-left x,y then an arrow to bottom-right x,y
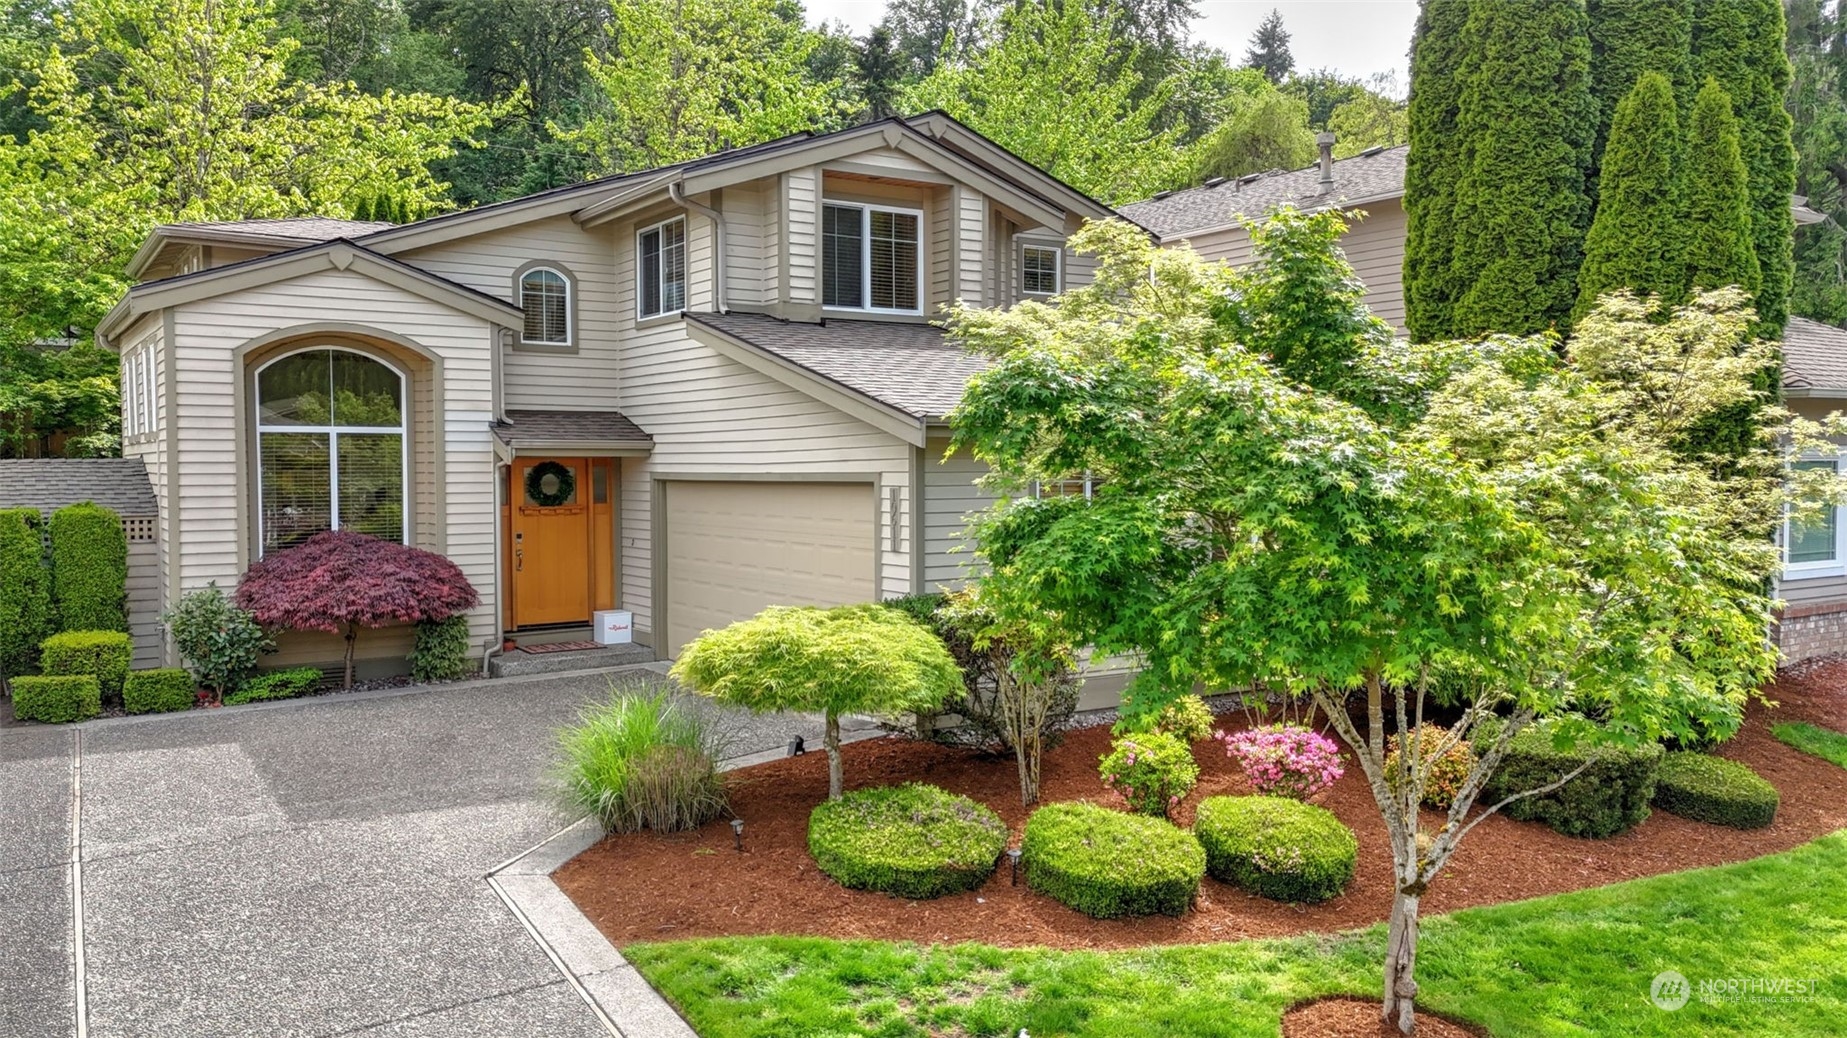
1007,848 -> 1022,886
731,818 -> 745,852
787,735 -> 806,757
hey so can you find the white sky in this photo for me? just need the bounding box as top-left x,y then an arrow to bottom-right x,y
803,0 -> 1421,86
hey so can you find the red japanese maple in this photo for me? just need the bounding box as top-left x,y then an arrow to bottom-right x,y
235,531 -> 478,688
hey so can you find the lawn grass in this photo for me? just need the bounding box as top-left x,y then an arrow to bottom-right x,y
626,831 -> 1847,1037
1773,722 -> 1847,770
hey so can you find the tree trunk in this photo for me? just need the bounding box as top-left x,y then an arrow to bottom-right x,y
824,711 -> 843,800
342,622 -> 358,689
1383,890 -> 1422,1034
1015,727 -> 1041,805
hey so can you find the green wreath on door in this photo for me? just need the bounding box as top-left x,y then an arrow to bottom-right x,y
525,460 -> 576,507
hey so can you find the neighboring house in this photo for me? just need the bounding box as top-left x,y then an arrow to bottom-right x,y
1120,137 -> 1847,662
0,458 -> 163,667
95,114 -> 1121,685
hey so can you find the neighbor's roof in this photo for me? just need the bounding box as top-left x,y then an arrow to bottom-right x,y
685,312 -> 985,420
0,458 -> 158,517
492,410 -> 653,448
1120,146 -> 1409,239
1782,316 -> 1847,394
161,217 -> 395,242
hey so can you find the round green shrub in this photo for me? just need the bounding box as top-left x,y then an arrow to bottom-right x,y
11,674 -> 101,724
1022,802 -> 1205,918
1099,730 -> 1200,817
48,502 -> 127,633
1475,719 -> 1663,838
123,668 -> 196,714
807,783 -> 1006,899
1194,795 -> 1357,904
1653,752 -> 1779,829
409,615 -> 476,682
39,630 -> 132,700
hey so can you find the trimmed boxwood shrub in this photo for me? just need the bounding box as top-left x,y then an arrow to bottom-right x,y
1022,802 -> 1205,918
0,506 -> 52,677
223,667 -> 323,706
40,630 -> 132,700
48,502 -> 127,633
1194,795 -> 1357,904
409,615 -> 475,682
1477,720 -> 1664,838
122,668 -> 196,714
1653,752 -> 1779,829
807,783 -> 1006,899
12,675 -> 101,723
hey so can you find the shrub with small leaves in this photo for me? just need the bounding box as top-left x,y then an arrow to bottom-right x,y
1099,730 -> 1199,817
163,583 -> 271,698
808,783 -> 1006,899
11,674 -> 101,723
1652,752 -> 1778,829
1194,795 -> 1357,903
1022,801 -> 1204,918
0,507 -> 52,676
1219,723 -> 1345,801
1123,694 -> 1216,743
409,615 -> 475,682
48,502 -> 127,633
40,630 -> 132,700
1384,723 -> 1478,810
122,668 -> 196,714
223,667 -> 323,706
1475,718 -> 1663,838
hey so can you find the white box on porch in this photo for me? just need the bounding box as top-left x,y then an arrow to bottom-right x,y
593,609 -> 634,645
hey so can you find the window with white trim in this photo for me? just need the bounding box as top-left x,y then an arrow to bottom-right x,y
121,342 -> 156,438
822,201 -> 921,313
637,217 -> 687,318
1786,457 -> 1844,572
519,267 -> 571,345
1033,473 -> 1101,500
1021,243 -> 1061,296
255,348 -> 406,555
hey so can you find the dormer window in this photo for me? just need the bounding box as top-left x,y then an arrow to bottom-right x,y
519,267 -> 572,346
638,217 -> 687,318
822,201 -> 921,314
1022,243 -> 1061,296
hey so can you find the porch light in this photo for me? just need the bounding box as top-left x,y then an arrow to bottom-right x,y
1007,848 -> 1022,885
731,818 -> 745,852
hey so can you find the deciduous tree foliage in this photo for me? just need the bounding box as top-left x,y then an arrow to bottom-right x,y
235,530 -> 479,688
1574,72 -> 1685,322
1192,87 -> 1316,182
946,214 -> 1790,1034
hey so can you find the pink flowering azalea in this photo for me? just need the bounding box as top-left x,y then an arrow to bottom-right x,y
1220,723 -> 1345,801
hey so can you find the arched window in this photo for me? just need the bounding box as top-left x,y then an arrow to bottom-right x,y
519,267 -> 571,345
256,348 -> 406,555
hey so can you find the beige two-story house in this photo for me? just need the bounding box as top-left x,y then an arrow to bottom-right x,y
96,114 -> 1116,676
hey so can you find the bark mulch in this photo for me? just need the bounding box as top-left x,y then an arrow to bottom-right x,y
1280,998 -> 1486,1038
554,673 -> 1847,952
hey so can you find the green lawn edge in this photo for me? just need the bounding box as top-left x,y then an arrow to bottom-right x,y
626,830 -> 1847,1037
1772,722 -> 1847,770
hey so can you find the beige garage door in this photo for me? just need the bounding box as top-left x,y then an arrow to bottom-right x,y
664,480 -> 877,656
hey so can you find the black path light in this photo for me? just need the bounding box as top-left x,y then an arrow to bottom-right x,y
731,818 -> 745,852
1007,848 -> 1022,886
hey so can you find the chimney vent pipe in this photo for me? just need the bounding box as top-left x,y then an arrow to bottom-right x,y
1316,132 -> 1336,191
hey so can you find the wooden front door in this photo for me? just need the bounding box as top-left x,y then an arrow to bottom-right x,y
510,457 -> 593,627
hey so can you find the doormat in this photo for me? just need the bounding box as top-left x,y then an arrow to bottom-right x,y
517,640 -> 601,654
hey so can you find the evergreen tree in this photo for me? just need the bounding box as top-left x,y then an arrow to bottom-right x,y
1786,0 -> 1847,326
1402,0 -> 1472,342
855,25 -> 906,122
1683,78 -> 1760,298
1574,72 -> 1685,322
1447,0 -> 1597,337
1585,0 -> 1692,186
1243,8 -> 1293,84
1693,0 -> 1797,332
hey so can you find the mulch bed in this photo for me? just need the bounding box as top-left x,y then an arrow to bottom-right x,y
1280,998 -> 1486,1038
554,668 -> 1847,951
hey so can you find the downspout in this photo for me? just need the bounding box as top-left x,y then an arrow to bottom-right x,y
669,180 -> 727,313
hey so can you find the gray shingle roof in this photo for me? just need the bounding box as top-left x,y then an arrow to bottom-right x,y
0,458 -> 157,516
687,312 -> 986,419
161,217 -> 396,242
1783,316 -> 1847,392
492,410 -> 653,447
1120,145 -> 1409,239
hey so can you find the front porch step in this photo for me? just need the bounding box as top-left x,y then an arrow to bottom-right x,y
489,642 -> 656,678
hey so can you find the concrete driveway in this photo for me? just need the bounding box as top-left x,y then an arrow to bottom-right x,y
0,669 -> 830,1038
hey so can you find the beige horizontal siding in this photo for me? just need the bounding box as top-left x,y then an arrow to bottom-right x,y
126,540 -> 161,668
785,168 -> 819,305
921,433 -> 996,589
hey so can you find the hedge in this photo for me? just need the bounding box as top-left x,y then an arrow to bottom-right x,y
1194,796 -> 1357,904
123,669 -> 196,715
408,615 -> 475,682
1652,752 -> 1779,829
0,507 -> 52,676
48,502 -> 127,633
1022,802 -> 1204,919
40,630 -> 132,700
12,675 -> 101,724
223,667 -> 323,706
808,784 -> 1006,899
1477,720 -> 1663,838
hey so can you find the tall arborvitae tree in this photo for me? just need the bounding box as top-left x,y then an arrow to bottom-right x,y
1585,0 -> 1692,182
1683,78 -> 1761,298
1693,0 -> 1797,333
1447,0 -> 1597,336
1401,0 -> 1473,342
1574,72 -> 1685,322
1243,8 -> 1293,84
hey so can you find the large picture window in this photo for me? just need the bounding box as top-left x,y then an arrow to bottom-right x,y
638,217 -> 687,318
256,348 -> 406,555
519,267 -> 571,345
822,201 -> 921,313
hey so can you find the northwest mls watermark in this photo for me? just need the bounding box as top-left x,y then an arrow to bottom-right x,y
1651,970 -> 1825,1011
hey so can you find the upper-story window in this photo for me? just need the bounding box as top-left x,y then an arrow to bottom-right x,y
1787,457 -> 1844,574
255,348 -> 406,555
519,267 -> 572,346
822,201 -> 921,314
122,340 -> 155,437
638,217 -> 687,318
1021,243 -> 1061,296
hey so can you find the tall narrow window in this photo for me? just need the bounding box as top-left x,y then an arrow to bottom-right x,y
822,202 -> 921,313
638,217 -> 686,318
1021,243 -> 1061,296
1788,459 -> 1842,569
256,348 -> 406,555
519,268 -> 571,345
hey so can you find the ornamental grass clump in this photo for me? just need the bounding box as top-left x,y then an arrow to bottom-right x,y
807,784 -> 1006,899
1220,723 -> 1345,801
1099,730 -> 1199,817
555,685 -> 729,834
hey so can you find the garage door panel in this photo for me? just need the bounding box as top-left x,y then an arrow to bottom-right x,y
665,481 -> 876,655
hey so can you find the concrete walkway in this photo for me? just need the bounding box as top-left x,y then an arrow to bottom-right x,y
0,669 -> 836,1038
